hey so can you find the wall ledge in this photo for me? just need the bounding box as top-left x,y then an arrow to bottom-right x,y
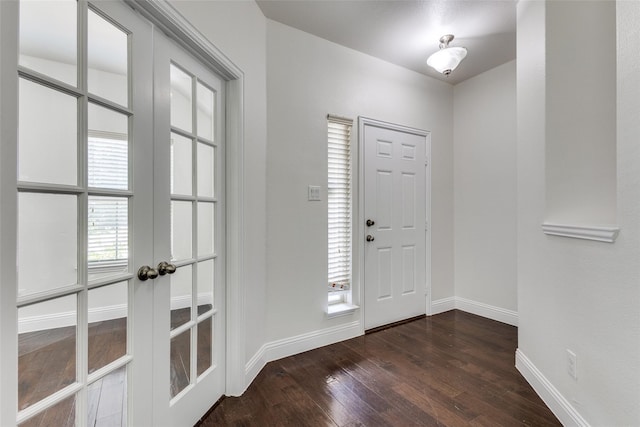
516,349 -> 590,426
541,222 -> 620,243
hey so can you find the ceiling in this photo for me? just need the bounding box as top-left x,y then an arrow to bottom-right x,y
256,0 -> 517,85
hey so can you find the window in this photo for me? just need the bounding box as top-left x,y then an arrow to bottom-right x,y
328,116 -> 353,306
87,131 -> 129,272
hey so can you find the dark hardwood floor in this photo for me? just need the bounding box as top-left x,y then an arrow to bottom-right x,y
200,310 -> 560,427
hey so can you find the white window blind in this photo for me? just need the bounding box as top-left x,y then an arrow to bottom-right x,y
87,132 -> 128,266
328,116 -> 353,292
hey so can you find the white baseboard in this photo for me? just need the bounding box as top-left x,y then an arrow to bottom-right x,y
245,320 -> 362,390
431,296 -> 456,315
455,297 -> 518,326
516,349 -> 590,426
18,294 -> 212,334
18,304 -> 127,334
430,296 -> 518,326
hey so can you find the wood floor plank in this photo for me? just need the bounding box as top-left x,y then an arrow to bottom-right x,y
200,310 -> 560,426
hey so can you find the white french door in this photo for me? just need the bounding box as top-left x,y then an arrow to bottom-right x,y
362,119 -> 428,330
0,1 -> 225,426
151,30 -> 226,427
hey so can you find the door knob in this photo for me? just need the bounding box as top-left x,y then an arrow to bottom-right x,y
137,265 -> 159,281
366,235 -> 375,242
366,219 -> 375,227
157,261 -> 177,276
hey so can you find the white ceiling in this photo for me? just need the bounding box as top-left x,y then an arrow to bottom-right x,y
257,0 -> 517,85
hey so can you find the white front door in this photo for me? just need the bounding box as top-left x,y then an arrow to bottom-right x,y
0,2 -> 225,426
362,119 -> 428,330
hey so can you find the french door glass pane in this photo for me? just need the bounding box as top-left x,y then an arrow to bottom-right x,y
88,282 -> 128,373
170,64 -> 192,133
87,366 -> 127,427
170,330 -> 191,398
19,394 -> 75,427
197,143 -> 214,198
18,193 -> 77,297
88,196 -> 129,281
197,317 -> 212,377
88,103 -> 129,190
170,266 -> 192,331
197,260 -> 214,315
19,0 -> 77,86
196,82 -> 214,141
197,202 -> 214,256
18,294 -> 77,410
18,78 -> 77,186
170,133 -> 193,196
171,201 -> 192,261
88,8 -> 128,107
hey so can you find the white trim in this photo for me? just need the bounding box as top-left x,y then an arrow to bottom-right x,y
541,222 -> 620,243
430,296 -> 518,326
17,293 -> 216,334
128,0 -> 247,397
359,117 -> 432,138
0,1 -> 20,424
18,304 -> 127,334
425,133 -> 432,315
455,297 -> 518,326
125,0 -> 240,81
516,349 -> 590,427
326,303 -> 359,318
431,297 -> 456,315
244,321 -> 362,389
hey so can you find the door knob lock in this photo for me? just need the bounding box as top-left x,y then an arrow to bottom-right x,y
137,265 -> 159,281
366,235 -> 375,242
157,261 -> 177,276
366,219 -> 375,227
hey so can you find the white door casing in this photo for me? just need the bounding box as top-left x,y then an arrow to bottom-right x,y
361,118 -> 429,330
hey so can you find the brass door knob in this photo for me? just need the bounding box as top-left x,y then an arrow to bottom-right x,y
137,265 -> 159,281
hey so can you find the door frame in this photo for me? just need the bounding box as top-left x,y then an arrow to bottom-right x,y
126,0 -> 247,397
356,117 -> 432,331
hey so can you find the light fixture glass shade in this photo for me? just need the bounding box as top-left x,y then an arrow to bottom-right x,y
427,46 -> 467,75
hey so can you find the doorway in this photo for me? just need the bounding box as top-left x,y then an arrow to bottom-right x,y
360,118 -> 431,330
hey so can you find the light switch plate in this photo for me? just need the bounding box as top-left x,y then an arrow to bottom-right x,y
308,185 -> 321,201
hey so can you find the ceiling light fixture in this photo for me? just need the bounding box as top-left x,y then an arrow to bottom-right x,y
427,34 -> 467,76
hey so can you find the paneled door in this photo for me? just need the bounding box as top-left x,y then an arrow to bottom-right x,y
0,1 -> 225,426
362,119 -> 428,330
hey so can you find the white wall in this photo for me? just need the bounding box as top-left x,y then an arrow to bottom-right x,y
168,0 -> 269,365
545,1 -> 617,226
453,60 -> 517,314
516,1 -> 640,425
265,20 -> 454,342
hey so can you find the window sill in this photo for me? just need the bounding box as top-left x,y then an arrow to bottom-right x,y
326,303 -> 359,319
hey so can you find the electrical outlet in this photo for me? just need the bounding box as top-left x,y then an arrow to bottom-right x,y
567,349 -> 577,380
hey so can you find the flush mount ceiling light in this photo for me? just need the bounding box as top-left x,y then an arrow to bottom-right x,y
427,34 -> 467,76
